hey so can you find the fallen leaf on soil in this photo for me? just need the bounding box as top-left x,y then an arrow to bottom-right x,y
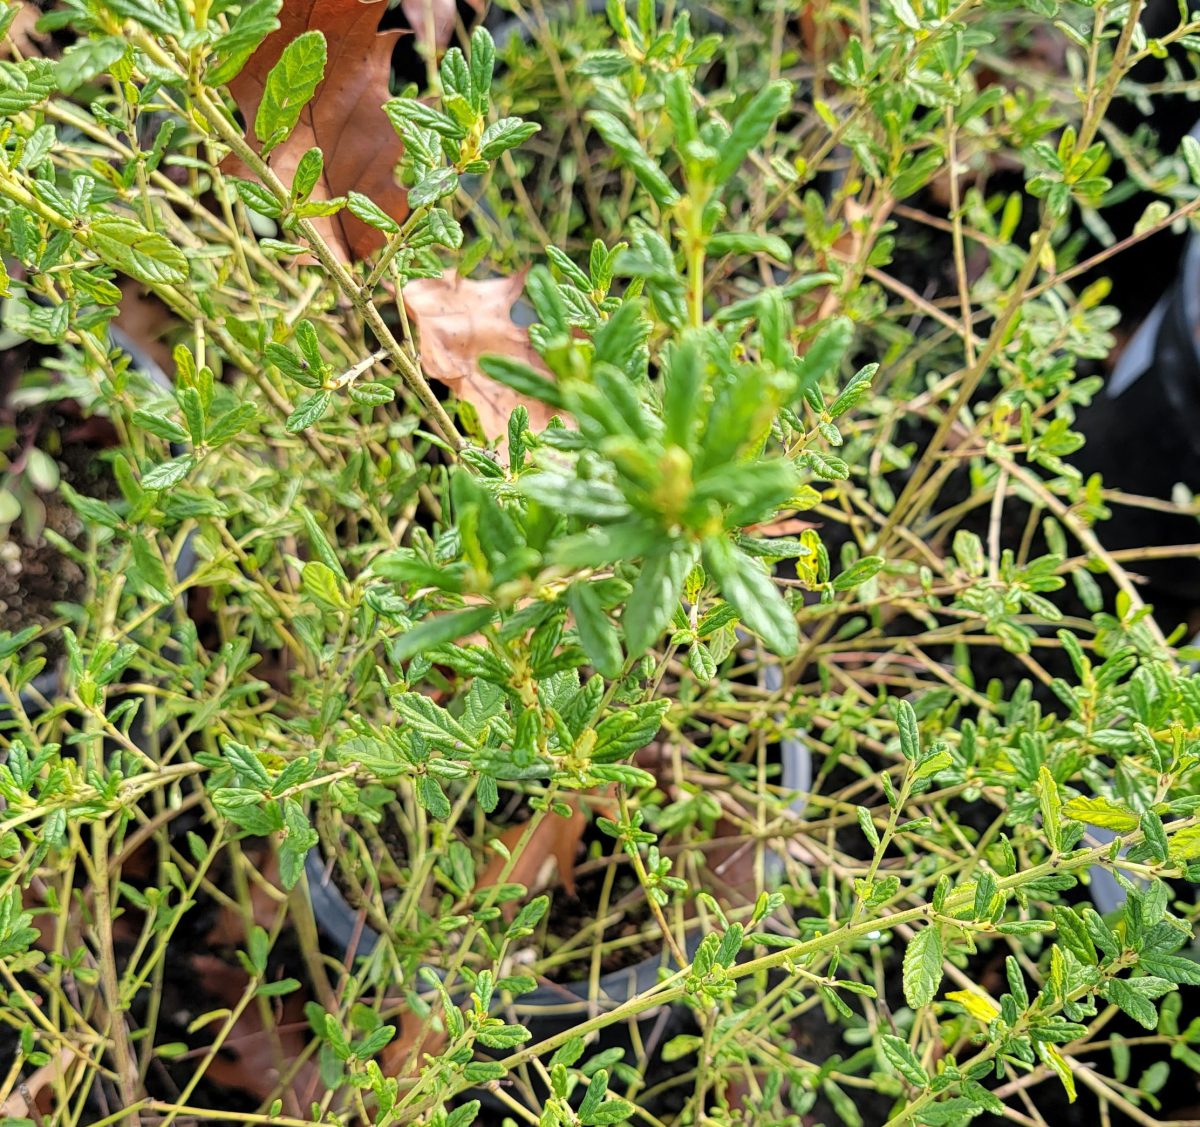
379,1007 -> 446,1078
797,3 -> 848,57
226,0 -> 407,261
5,2 -> 52,58
817,198 -> 869,321
62,415 -> 120,447
477,798 -> 588,906
192,954 -> 322,1116
401,0 -> 483,53
206,850 -> 285,947
402,272 -> 563,451
23,871 -> 138,953
744,515 -> 819,537
701,819 -> 760,911
1,1049 -> 73,1119
115,279 -> 175,378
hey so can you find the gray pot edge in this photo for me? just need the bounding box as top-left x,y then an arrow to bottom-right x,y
302,735 -> 811,1011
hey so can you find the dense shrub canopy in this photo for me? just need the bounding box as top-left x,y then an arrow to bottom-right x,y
2,0 -> 1200,1124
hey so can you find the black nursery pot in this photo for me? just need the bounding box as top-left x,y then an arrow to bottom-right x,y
1072,226 -> 1200,610
302,840 -> 698,1023
302,732 -> 809,1117
303,842 -> 700,1118
302,738 -> 812,1022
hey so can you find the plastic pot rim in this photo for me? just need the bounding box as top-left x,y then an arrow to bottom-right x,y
303,736 -> 811,1011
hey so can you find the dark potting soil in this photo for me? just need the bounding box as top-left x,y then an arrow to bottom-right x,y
0,409 -> 118,662
325,798 -> 415,915
1,830 -> 306,1123
539,823 -> 663,979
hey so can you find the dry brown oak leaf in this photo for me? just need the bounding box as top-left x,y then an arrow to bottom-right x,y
474,791 -> 621,920
1,1050 -> 73,1121
477,798 -> 588,917
402,271 -> 564,450
226,0 -> 408,261
402,0 -> 483,54
192,954 -> 323,1116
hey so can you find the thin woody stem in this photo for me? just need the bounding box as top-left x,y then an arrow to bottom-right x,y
129,31 -> 465,452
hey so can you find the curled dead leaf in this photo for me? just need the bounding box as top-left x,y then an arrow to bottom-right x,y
477,798 -> 588,911
401,0 -> 484,54
1,1049 -> 73,1119
745,515 -> 819,537
378,1007 -> 446,1078
6,2 -> 52,58
116,279 -> 175,377
225,0 -> 408,261
475,790 -> 623,921
699,819 -> 761,912
402,272 -> 565,452
192,954 -> 322,1116
816,198 -> 869,321
797,3 -> 848,57
205,851 -> 285,947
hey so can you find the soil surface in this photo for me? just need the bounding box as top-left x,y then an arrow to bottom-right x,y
326,798 -> 415,909
0,408 -> 117,661
541,821 -> 661,979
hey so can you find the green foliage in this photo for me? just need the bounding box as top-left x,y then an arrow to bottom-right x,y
2,0 -> 1200,1125
255,29 -> 326,155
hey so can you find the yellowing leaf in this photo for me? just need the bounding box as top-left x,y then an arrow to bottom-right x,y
913,749 -> 953,781
1062,795 -> 1139,832
1168,825 -> 1200,862
1038,765 -> 1062,851
301,560 -> 348,611
1038,1043 -> 1077,1103
946,988 -> 1000,1023
902,926 -> 943,1010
